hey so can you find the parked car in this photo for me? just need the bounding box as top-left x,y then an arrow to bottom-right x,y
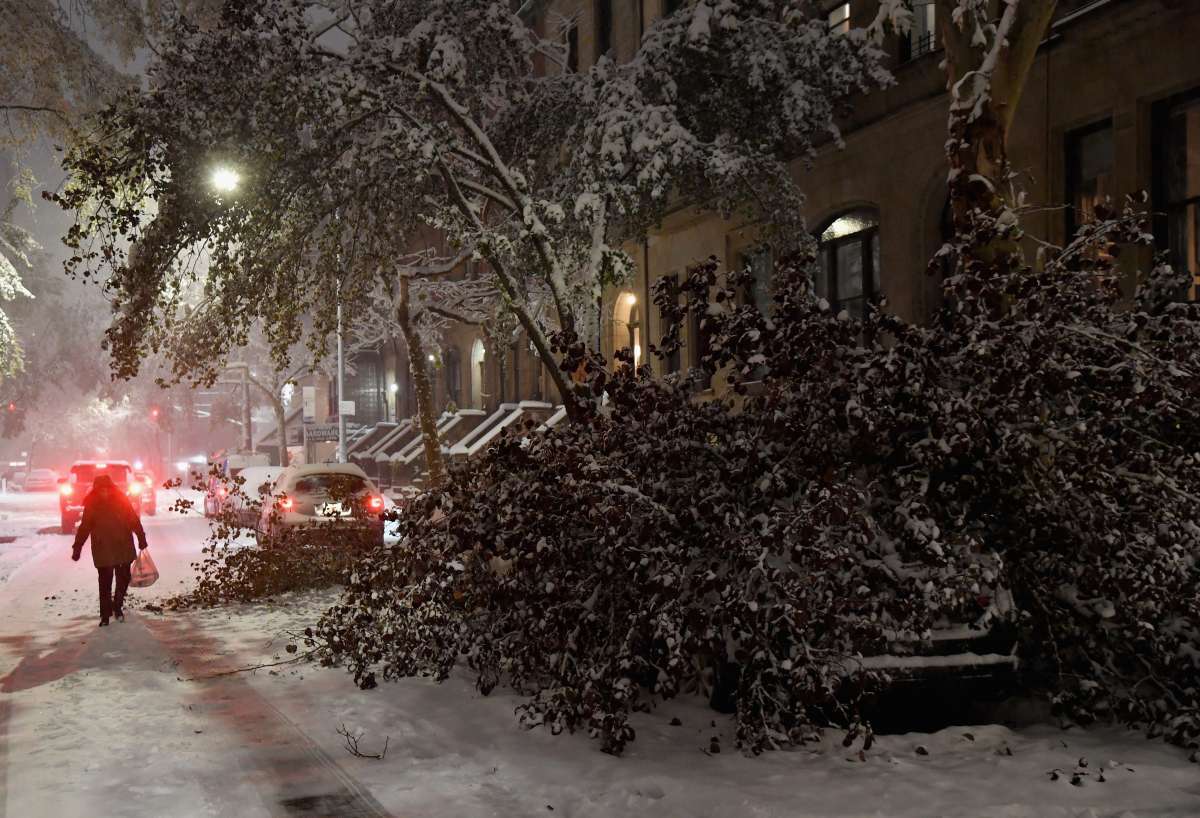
230,465 -> 283,528
257,462 -> 385,547
132,470 -> 157,515
21,468 -> 59,492
203,452 -> 271,517
853,553 -> 1020,731
59,460 -> 137,533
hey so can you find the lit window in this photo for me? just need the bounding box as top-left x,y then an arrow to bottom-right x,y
901,1 -> 938,61
612,292 -> 642,369
1158,91 -> 1200,299
1066,120 -> 1114,236
817,208 -> 881,318
828,3 -> 850,36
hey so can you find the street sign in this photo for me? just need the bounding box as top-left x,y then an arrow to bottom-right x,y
304,423 -> 340,443
302,386 -> 316,422
339,400 -> 356,417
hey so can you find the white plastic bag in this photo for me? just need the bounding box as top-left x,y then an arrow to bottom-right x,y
130,549 -> 159,588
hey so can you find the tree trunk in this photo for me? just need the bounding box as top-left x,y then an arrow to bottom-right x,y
935,0 -> 1058,307
273,398 -> 288,466
397,276 -> 446,489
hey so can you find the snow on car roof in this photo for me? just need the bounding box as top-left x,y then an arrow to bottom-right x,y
238,465 -> 283,480
276,462 -> 375,488
237,465 -> 283,486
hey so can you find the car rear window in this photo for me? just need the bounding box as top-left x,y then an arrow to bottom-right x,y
293,474 -> 368,495
71,464 -> 131,484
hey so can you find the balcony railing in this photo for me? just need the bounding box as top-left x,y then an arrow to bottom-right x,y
899,30 -> 939,64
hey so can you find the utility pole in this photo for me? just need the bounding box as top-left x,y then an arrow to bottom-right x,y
218,364 -> 255,453
336,291 -> 347,463
241,366 -> 253,452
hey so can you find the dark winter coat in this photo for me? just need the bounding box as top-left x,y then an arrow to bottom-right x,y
71,476 -> 148,568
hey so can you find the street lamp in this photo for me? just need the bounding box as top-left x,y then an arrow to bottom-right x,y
210,166 -> 240,193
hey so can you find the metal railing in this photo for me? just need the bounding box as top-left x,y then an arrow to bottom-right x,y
901,30 -> 939,63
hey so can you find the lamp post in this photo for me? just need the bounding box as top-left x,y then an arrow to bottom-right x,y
208,165 -> 259,454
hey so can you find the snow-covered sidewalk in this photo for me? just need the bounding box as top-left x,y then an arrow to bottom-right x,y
179,590 -> 1200,818
0,490 -> 1196,817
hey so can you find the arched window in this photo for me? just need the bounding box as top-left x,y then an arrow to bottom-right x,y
612,291 -> 642,368
470,339 -> 486,409
817,208 -> 881,318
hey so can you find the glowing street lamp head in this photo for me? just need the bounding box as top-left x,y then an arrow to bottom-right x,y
210,166 -> 241,194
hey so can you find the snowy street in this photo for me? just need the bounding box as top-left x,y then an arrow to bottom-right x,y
0,490 -> 1194,817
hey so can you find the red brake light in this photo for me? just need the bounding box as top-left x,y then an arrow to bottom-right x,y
368,496 -> 384,512
60,483 -> 73,497
279,496 -> 294,511
128,482 -> 143,496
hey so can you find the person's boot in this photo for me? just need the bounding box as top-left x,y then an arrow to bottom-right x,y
114,608 -> 125,622
99,618 -> 109,627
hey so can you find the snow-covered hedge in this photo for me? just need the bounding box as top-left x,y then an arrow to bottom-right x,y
315,199 -> 1199,754
684,199 -> 1200,751
312,369 -> 975,754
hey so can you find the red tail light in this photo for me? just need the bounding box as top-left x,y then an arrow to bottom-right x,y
59,483 -> 73,497
128,482 -> 143,496
279,496 -> 294,511
367,496 -> 384,512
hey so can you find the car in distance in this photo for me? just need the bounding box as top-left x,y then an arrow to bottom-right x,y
257,463 -> 385,547
229,465 -> 283,528
59,461 -> 137,534
132,470 -> 157,516
203,452 -> 271,518
22,468 -> 59,492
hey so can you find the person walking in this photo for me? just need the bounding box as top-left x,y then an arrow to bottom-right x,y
70,474 -> 149,626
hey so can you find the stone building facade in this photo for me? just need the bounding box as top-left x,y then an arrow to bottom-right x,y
288,0 -> 1200,461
